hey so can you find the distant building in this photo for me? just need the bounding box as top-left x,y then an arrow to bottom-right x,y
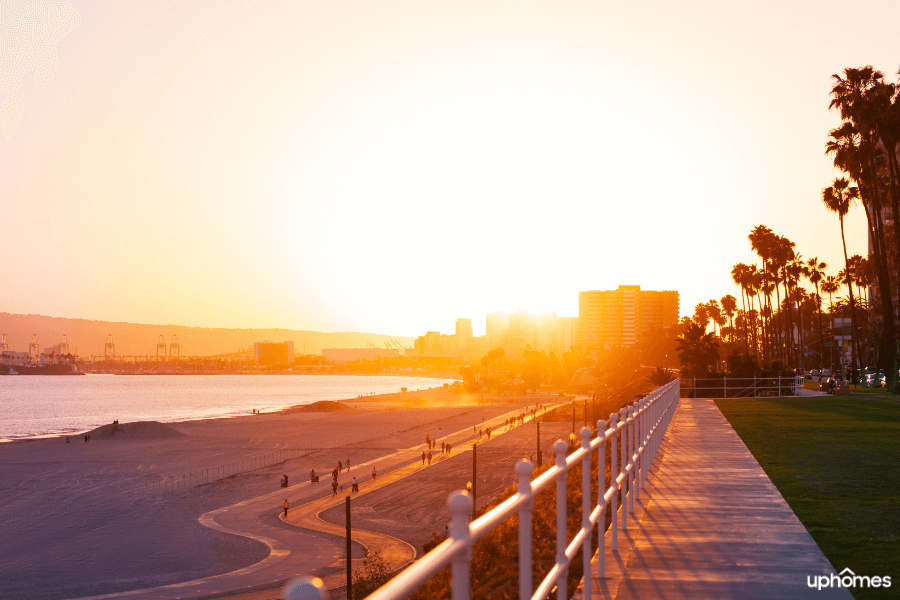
557,317 -> 581,354
579,286 -> 679,351
254,341 -> 294,365
485,311 -> 509,350
322,348 -> 399,364
455,318 -> 473,352
535,311 -> 558,355
506,310 -> 536,358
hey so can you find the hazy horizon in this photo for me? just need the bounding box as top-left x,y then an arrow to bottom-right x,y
3,0 -> 896,337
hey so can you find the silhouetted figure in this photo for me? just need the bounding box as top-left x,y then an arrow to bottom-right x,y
284,499 -> 289,517
422,451 -> 426,465
352,477 -> 358,492
427,452 -> 432,465
310,469 -> 319,483
332,480 -> 338,496
372,466 -> 377,480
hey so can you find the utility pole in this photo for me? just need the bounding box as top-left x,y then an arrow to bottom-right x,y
472,443 -> 477,521
346,496 -> 352,598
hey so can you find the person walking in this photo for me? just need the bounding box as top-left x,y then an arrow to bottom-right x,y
332,479 -> 338,497
447,443 -> 452,453
372,466 -> 377,480
332,467 -> 338,481
422,451 -> 426,465
352,476 -> 358,492
441,442 -> 446,453
427,452 -> 432,465
283,499 -> 289,517
338,460 -> 343,473
347,457 -> 351,471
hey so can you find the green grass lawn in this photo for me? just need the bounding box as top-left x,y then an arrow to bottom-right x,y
717,394 -> 900,599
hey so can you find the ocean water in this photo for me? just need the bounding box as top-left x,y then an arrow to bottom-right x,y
0,374 -> 456,441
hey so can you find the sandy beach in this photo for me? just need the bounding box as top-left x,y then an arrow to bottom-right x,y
0,388 -> 570,600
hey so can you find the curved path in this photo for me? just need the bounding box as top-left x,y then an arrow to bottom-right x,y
75,400 -> 569,600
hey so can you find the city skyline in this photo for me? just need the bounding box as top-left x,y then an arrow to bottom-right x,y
2,1 -> 896,337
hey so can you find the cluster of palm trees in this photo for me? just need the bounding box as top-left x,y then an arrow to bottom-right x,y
722,225 -> 875,373
700,65 -> 900,389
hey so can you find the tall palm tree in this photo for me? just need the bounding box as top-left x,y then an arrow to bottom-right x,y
829,66 -> 897,389
807,257 -> 828,370
721,295 -> 738,344
731,263 -> 753,353
821,274 -> 841,372
822,177 -> 861,375
749,225 -> 776,361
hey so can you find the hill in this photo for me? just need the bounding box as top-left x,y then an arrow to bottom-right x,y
0,313 -> 413,358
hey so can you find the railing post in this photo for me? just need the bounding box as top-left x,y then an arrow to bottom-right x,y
516,460 -> 534,600
634,401 -> 641,501
554,440 -> 569,600
448,491 -> 473,600
619,408 -> 628,530
608,413 -> 619,550
580,427 -> 592,600
596,419 -> 607,578
628,406 -> 636,515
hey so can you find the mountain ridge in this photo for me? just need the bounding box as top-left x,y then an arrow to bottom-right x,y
0,313 -> 413,358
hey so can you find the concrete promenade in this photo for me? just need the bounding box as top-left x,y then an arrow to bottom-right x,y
576,397 -> 852,600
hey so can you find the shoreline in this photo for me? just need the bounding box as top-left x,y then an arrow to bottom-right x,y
0,390 -> 553,600
0,374 -> 461,443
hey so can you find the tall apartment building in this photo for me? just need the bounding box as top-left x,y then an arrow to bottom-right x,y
579,286 -> 679,351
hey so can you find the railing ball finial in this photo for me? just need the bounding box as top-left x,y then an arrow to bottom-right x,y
580,426 -> 592,448
448,490 -> 473,537
515,458 -> 535,484
554,440 -> 568,467
597,418 -> 608,434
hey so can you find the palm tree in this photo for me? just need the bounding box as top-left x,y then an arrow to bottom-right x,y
707,300 -> 725,338
807,257 -> 828,370
721,295 -> 738,343
676,322 -> 721,379
749,225 -> 776,361
821,274 -> 841,372
829,66 -> 898,390
731,263 -> 753,353
822,177 -> 861,375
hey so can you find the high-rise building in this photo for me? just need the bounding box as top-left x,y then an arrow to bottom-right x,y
557,317 -> 581,354
455,318 -> 473,352
579,286 -> 679,351
485,311 -> 509,350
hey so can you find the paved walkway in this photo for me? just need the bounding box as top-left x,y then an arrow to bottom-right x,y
576,398 -> 852,600
77,400 -> 565,599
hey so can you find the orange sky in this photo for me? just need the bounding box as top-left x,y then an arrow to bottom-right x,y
1,1 -> 897,337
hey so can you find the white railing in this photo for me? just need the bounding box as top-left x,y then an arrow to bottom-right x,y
294,379 -> 680,600
683,375 -> 803,398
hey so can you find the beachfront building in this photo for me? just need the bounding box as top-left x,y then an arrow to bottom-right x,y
485,311 -> 509,350
579,286 -> 679,352
254,341 -> 294,365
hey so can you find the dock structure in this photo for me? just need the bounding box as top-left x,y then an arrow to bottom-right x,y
576,397 -> 851,600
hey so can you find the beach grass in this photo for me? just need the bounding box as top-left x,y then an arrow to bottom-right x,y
717,395 -> 900,599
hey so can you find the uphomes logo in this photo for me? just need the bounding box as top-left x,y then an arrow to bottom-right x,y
808,568 -> 892,590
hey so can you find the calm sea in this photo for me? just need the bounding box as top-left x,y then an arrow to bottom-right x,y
0,374 -> 456,441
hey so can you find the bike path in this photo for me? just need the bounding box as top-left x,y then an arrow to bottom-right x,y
75,401 -> 562,599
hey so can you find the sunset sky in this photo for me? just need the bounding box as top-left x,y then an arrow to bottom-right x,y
2,0 -> 898,337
